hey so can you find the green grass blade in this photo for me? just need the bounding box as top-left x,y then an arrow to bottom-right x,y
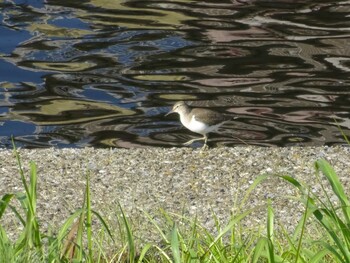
316,240 -> 346,262
0,224 -> 14,263
7,202 -> 25,226
315,159 -> 350,221
91,210 -> 114,242
252,237 -> 268,263
279,223 -> 302,263
75,195 -> 86,261
279,175 -> 303,191
207,207 -> 255,253
313,208 -> 350,261
29,161 -> 41,249
230,236 -> 250,262
267,200 -> 274,244
10,140 -> 43,260
266,201 -> 275,263
11,139 -> 29,197
0,194 -> 14,219
322,208 -> 350,244
294,194 -> 310,263
118,203 -> 135,263
187,215 -> 200,261
143,211 -> 169,243
57,209 -> 84,241
29,162 -> 37,214
170,224 -> 181,263
154,245 -> 172,262
309,249 -> 330,263
57,209 -> 83,259
292,196 -> 315,241
333,118 -> 350,145
207,210 -> 227,261
86,172 -> 93,261
239,174 -> 269,210
137,243 -> 152,263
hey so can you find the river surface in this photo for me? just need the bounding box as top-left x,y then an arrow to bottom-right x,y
1,0 -> 350,148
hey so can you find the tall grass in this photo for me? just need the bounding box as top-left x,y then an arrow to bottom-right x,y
0,144 -> 349,262
0,143 -> 114,262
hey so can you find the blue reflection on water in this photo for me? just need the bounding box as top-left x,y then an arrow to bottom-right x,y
0,26 -> 32,54
50,17 -> 90,31
13,0 -> 45,8
108,33 -> 195,65
0,59 -> 44,83
0,120 -> 35,136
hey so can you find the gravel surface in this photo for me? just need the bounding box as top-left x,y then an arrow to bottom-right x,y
1,146 -> 350,244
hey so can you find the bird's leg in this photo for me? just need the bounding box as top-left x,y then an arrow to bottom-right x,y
183,135 -> 207,146
201,135 -> 209,150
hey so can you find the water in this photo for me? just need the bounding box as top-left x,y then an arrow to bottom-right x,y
1,0 -> 350,148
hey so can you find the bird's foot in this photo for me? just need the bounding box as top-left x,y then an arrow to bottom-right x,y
184,136 -> 208,149
200,144 -> 209,150
183,138 -> 201,146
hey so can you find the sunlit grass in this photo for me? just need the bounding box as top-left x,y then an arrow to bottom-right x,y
0,143 -> 349,262
0,142 -> 114,262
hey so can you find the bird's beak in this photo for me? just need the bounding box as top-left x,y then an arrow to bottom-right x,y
165,110 -> 173,117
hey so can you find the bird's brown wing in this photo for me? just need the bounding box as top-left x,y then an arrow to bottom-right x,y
191,108 -> 229,126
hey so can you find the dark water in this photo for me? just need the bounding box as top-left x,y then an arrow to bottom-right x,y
1,0 -> 350,148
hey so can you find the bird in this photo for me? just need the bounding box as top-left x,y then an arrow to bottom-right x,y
165,101 -> 231,149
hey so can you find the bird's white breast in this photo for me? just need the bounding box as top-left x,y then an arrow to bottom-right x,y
181,115 -> 220,135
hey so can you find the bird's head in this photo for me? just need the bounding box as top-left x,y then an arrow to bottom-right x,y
165,101 -> 188,116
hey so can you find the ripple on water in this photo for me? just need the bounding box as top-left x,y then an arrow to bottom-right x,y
0,0 -> 350,148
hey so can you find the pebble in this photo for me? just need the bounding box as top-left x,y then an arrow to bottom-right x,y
0,146 -> 349,244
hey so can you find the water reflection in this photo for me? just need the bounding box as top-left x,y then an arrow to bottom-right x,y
0,0 -> 350,148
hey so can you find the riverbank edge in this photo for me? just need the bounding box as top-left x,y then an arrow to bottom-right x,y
1,146 -> 349,244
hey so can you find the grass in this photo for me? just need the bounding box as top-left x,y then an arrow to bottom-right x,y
1,145 -> 350,262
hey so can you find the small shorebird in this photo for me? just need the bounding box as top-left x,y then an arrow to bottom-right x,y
166,101 -> 231,149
